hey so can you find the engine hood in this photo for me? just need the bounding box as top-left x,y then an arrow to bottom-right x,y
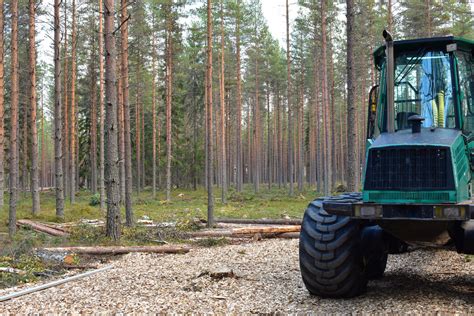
371,128 -> 462,148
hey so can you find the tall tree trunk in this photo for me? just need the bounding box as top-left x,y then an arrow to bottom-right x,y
40,86 -> 45,189
22,96 -> 28,192
69,0 -> 76,203
346,0 -> 357,191
219,0 -> 226,203
9,0 -> 19,236
99,0 -> 106,212
54,0 -> 64,218
135,59 -> 141,194
90,33 -> 98,194
254,26 -> 259,193
321,0 -> 332,195
104,0 -> 120,240
63,3 -> 69,201
206,0 -> 214,227
0,0 -> 4,210
235,0 -> 242,192
117,17 -> 125,203
29,0 -> 40,214
152,15 -> 157,199
121,0 -> 133,226
286,0 -> 293,196
165,2 -> 172,202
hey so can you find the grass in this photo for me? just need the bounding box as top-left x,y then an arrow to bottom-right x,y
0,185 -> 317,235
0,185 -> 316,288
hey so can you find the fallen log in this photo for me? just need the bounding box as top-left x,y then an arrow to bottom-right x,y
189,225 -> 300,238
38,245 -> 191,255
215,218 -> 302,225
0,265 -> 113,302
17,220 -> 69,237
0,267 -> 26,275
39,222 -> 70,233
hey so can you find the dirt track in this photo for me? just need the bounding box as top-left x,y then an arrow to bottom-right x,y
1,239 -> 473,314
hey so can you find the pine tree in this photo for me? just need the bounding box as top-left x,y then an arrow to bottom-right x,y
54,0 -> 65,218
29,0 -> 40,214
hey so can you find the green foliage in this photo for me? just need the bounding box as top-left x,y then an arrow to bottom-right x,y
89,193 -> 101,206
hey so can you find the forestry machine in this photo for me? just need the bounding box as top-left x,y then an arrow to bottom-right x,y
299,30 -> 474,298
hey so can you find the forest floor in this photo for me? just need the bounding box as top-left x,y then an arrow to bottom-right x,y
1,239 -> 473,313
0,186 -> 314,288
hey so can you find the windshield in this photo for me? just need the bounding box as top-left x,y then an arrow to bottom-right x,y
379,50 -> 455,131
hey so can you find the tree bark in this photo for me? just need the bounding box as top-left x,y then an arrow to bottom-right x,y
121,0 -> 133,226
152,14 -> 157,199
104,0 -> 121,240
90,33 -> 98,194
69,0 -> 76,203
286,0 -> 293,196
99,0 -> 106,212
0,0 -> 5,210
9,0 -> 19,236
165,1 -> 172,202
54,0 -> 64,218
206,0 -> 214,227
321,0 -> 332,195
235,0 -> 242,192
346,0 -> 357,191
63,4 -> 69,201
29,0 -> 40,214
219,0 -> 226,203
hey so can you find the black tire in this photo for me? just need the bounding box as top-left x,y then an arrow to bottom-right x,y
361,226 -> 388,280
299,196 -> 367,298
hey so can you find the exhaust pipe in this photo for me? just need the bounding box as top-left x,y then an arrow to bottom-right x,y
383,30 -> 395,133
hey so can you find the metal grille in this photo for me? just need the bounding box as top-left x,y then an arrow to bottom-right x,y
364,146 -> 454,191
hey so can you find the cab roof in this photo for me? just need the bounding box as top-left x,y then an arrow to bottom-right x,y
373,36 -> 474,69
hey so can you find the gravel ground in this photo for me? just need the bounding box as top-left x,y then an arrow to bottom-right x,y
1,239 -> 473,314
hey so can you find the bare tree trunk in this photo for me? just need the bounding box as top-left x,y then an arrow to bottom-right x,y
286,0 -> 293,196
121,0 -> 133,226
69,0 -> 76,203
165,2 -> 172,202
29,0 -> 40,214
152,15 -> 157,199
117,21 -> 125,203
54,0 -> 64,218
90,34 -> 98,194
235,0 -> 242,192
321,0 -> 332,195
9,0 -> 19,236
22,98 -> 28,193
99,0 -> 106,212
40,84 -> 45,189
104,0 -> 120,240
346,0 -> 356,192
206,0 -> 214,227
219,0 -> 226,203
253,17 -> 260,193
135,60 -> 141,194
63,3 -> 69,201
0,0 -> 4,209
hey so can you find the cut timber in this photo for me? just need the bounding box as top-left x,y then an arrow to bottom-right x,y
17,220 -> 69,237
0,267 -> 26,275
0,265 -> 113,302
216,218 -> 302,225
38,245 -> 191,255
189,225 -> 300,238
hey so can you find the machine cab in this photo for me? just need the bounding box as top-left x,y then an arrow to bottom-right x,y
364,37 -> 474,204
368,37 -> 474,138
